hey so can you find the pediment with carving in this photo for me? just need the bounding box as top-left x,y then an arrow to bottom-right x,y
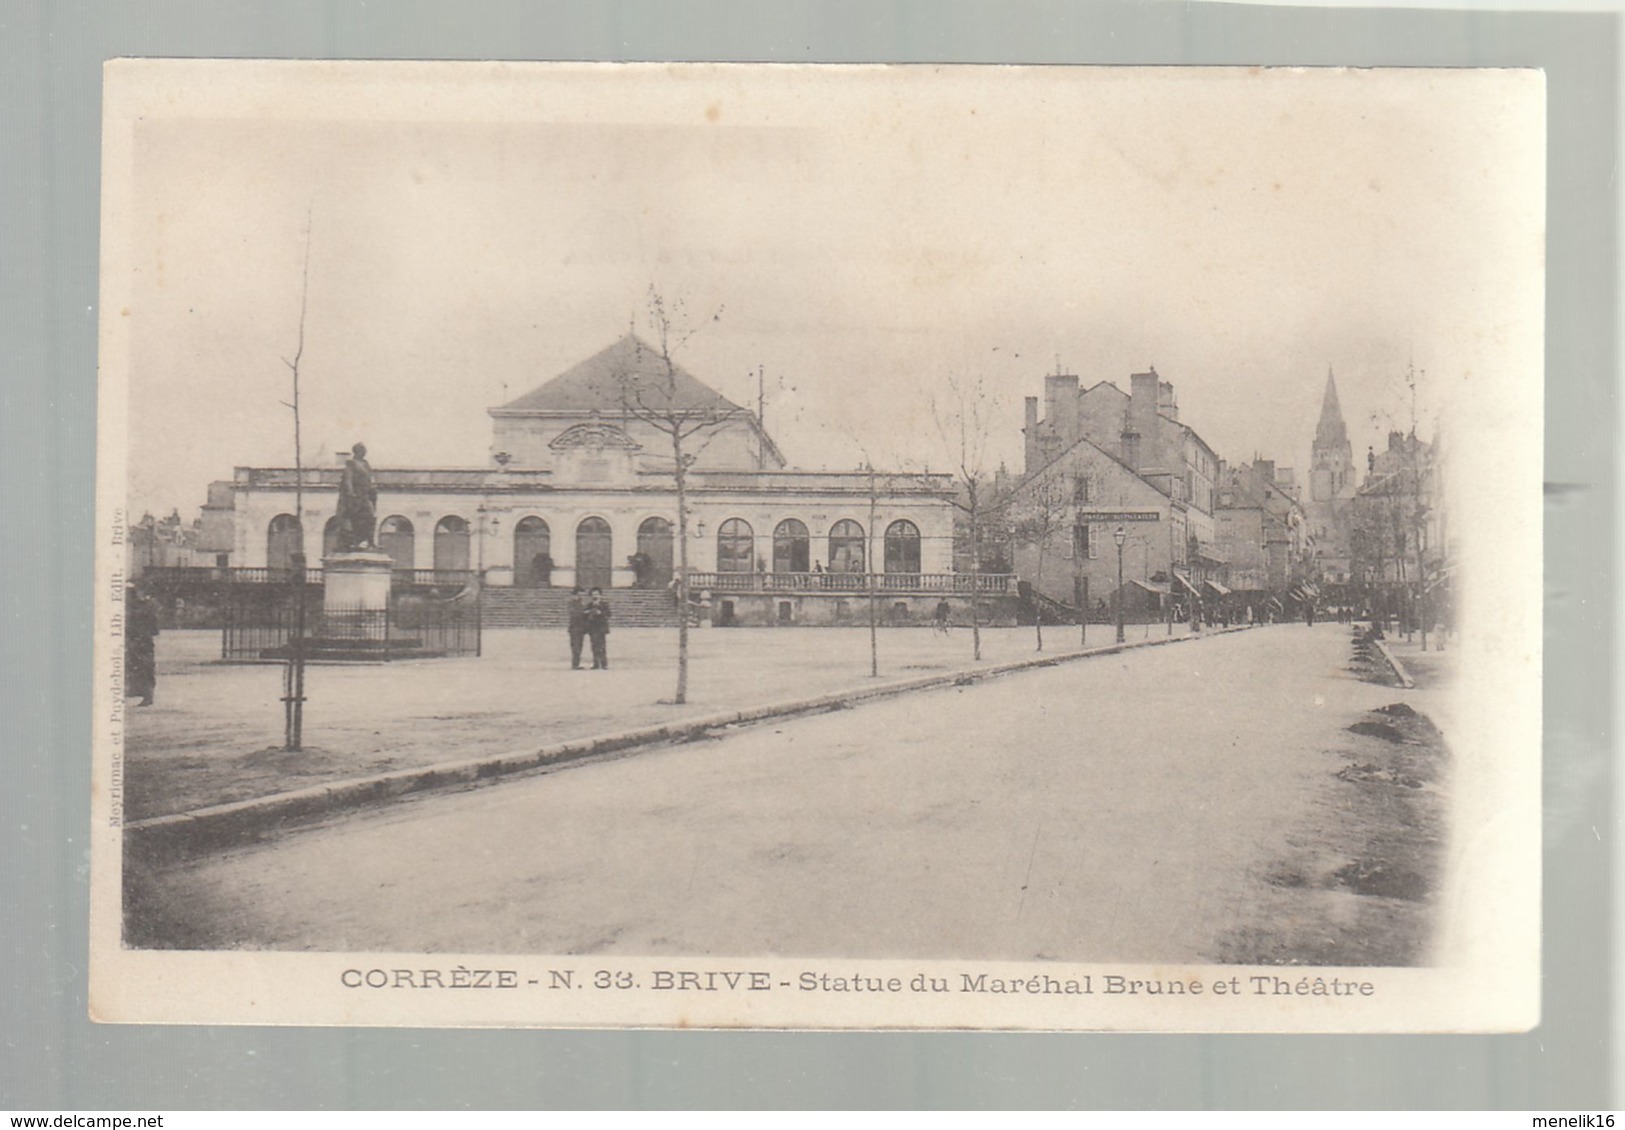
549,421 -> 642,453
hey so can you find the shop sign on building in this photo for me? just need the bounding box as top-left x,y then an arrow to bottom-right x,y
1077,510 -> 1161,523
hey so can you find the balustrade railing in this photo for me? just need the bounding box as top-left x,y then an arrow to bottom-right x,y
143,565 -> 325,587
392,569 -> 477,589
143,564 -> 480,589
685,571 -> 1013,595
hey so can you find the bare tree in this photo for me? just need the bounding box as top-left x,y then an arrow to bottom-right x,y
1069,470 -> 1098,646
1349,491 -> 1392,620
865,462 -> 881,677
854,448 -> 938,678
931,372 -> 1002,663
1402,365 -> 1434,651
1009,471 -> 1074,652
1366,362 -> 1437,648
276,206 -> 314,751
612,287 -> 746,705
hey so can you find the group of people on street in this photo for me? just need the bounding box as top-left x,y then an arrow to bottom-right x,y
566,586 -> 612,670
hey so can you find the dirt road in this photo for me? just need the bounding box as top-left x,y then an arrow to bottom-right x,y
128,625 -> 1446,963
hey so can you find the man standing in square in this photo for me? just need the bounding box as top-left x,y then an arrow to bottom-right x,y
567,586 -> 588,669
585,587 -> 611,670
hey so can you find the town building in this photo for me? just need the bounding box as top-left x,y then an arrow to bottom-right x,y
1214,457 -> 1310,601
1023,367 -> 1221,543
213,335 -> 999,627
1008,366 -> 1226,619
1350,426 -> 1450,626
128,484 -> 236,574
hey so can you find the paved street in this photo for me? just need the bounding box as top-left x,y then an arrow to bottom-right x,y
127,622 -> 1165,819
130,624 -> 1449,962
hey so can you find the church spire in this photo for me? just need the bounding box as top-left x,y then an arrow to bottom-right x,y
1315,366 -> 1348,450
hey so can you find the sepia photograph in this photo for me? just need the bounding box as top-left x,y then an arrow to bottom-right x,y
90,60 -> 1543,1031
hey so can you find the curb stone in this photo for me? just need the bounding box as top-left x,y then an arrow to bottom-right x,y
125,623 -> 1259,858
1370,636 -> 1417,689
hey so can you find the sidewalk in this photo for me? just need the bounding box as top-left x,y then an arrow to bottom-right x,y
1381,630 -> 1459,687
124,621 -> 1220,823
1377,630 -> 1462,738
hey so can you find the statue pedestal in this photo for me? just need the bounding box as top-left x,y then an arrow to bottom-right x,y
254,551 -> 459,662
323,552 -> 394,616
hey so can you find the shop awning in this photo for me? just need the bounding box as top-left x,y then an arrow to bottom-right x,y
1425,561 -> 1456,593
1172,571 -> 1201,597
1204,579 -> 1231,596
1129,579 -> 1170,595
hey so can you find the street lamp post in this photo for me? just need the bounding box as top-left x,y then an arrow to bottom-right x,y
1113,525 -> 1127,644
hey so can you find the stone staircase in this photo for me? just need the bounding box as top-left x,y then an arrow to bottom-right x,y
481,586 -> 682,628
480,587 -> 572,627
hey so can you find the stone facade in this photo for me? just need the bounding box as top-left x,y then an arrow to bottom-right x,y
1005,433 -> 1214,616
1021,367 -> 1221,561
1352,429 -> 1446,588
1215,458 -> 1310,594
1012,365 -> 1226,614
225,336 -> 968,615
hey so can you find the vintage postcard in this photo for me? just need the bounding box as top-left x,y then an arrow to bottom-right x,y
91,60 -> 1543,1030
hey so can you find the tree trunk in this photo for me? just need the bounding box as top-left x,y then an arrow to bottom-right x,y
1033,549 -> 1044,652
283,229 -> 311,753
673,434 -> 690,705
1415,520 -> 1429,652
868,471 -> 879,677
969,481 -> 982,662
1075,546 -> 1087,647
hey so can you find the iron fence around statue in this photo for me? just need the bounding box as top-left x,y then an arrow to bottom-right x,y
223,584 -> 480,661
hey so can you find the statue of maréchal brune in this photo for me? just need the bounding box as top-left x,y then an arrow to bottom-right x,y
335,442 -> 378,553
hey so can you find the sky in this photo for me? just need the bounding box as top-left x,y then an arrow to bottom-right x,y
114,63 -> 1544,516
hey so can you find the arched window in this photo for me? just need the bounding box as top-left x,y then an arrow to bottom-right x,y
828,519 -> 865,573
514,516 -> 551,587
884,519 -> 921,574
433,515 -> 471,573
716,518 -> 755,573
322,516 -> 342,559
772,519 -> 810,573
635,517 -> 673,588
378,516 -> 415,572
266,513 -> 304,571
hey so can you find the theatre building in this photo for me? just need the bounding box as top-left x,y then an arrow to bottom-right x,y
225,335 -> 1005,626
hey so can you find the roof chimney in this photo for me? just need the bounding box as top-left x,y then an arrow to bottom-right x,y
1044,374 -> 1079,446
1128,371 -> 1160,468
1024,396 -> 1040,474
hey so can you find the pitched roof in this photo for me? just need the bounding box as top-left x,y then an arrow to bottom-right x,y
1010,429 -> 1161,502
495,334 -> 744,416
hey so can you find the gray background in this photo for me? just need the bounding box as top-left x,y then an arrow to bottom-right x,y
2,0 -> 1614,1110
